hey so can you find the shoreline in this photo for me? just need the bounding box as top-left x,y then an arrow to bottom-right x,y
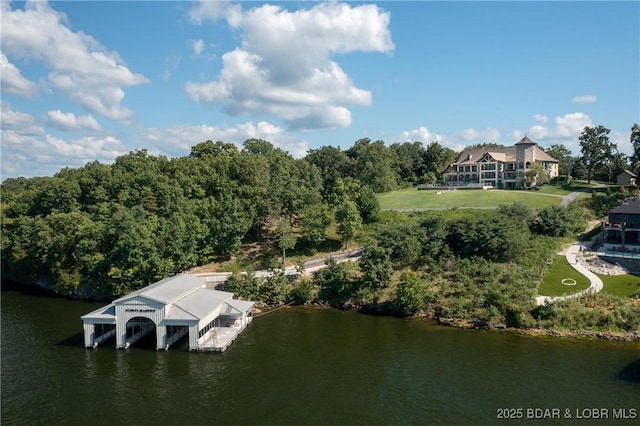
432,315 -> 640,342
4,278 -> 639,343
257,302 -> 640,343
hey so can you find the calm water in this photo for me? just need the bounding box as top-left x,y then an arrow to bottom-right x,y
2,289 -> 639,425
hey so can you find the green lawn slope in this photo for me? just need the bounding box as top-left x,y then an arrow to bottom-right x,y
538,255 -> 591,297
377,188 -> 562,210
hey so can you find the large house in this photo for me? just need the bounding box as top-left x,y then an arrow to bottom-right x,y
601,197 -> 640,252
443,136 -> 559,189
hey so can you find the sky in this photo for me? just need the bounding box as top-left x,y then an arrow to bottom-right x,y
1,1 -> 638,179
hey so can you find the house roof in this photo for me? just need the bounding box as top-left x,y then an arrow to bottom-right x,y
485,151 -> 508,162
532,146 -> 559,163
451,139 -> 558,166
610,198 -> 640,215
515,136 -> 537,145
455,147 -> 514,164
619,169 -> 638,178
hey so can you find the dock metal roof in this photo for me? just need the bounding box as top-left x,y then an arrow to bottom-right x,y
117,273 -> 205,304
172,288 -> 235,320
81,273 -> 254,324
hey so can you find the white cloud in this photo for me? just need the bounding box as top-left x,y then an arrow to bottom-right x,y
553,112 -> 593,138
512,112 -> 594,154
572,95 -> 597,104
140,121 -> 308,158
188,0 -> 242,27
1,102 -> 45,135
162,70 -> 171,82
46,110 -> 101,131
396,125 -> 469,152
460,127 -> 500,142
185,2 -> 393,129
399,126 -> 444,143
1,130 -> 127,178
0,103 -> 124,178
191,39 -> 205,57
0,52 -> 38,97
1,1 -> 148,120
611,130 -> 633,156
533,114 -> 548,124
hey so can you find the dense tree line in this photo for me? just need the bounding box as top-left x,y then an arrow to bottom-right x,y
1,138 -> 458,296
546,123 -> 640,184
3,134 -> 638,333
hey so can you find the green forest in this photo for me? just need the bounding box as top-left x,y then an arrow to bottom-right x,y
1,137 -> 456,297
2,134 -> 640,334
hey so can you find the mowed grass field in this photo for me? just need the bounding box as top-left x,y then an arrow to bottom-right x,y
538,256 -> 591,297
600,273 -> 640,298
377,188 -> 563,210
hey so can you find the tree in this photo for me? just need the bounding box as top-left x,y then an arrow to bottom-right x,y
315,258 -> 351,304
261,269 -> 288,305
629,123 -> 640,174
299,203 -> 332,248
524,162 -> 549,187
608,152 -> 629,183
530,205 -> 585,237
356,185 -> 381,224
305,146 -> 352,201
276,219 -> 297,266
346,138 -> 398,193
190,140 -> 238,159
390,141 -> 426,185
423,142 -> 458,177
447,215 -> 529,261
579,125 -> 614,183
358,245 -> 394,291
395,271 -> 430,315
335,198 -> 361,248
544,144 -> 572,177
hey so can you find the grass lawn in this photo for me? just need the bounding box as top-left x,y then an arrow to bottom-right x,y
538,255 -> 591,297
535,182 -> 591,196
599,273 -> 640,298
377,188 -> 562,210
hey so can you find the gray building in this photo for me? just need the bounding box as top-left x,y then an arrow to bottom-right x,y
601,197 -> 640,252
616,170 -> 637,186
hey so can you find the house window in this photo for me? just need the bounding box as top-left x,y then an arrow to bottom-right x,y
519,162 -> 524,169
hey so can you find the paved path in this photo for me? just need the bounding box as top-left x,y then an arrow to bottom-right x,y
193,248 -> 363,282
535,242 -> 604,306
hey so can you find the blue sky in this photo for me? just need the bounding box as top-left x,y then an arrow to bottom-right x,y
1,1 -> 638,178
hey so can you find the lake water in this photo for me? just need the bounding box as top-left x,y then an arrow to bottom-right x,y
2,288 -> 639,425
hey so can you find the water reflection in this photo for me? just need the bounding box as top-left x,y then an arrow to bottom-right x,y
618,358 -> 640,383
3,293 -> 640,425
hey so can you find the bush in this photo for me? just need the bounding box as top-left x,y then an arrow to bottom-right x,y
395,271 -> 432,315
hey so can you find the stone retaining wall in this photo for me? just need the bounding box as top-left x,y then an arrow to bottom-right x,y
599,256 -> 640,274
